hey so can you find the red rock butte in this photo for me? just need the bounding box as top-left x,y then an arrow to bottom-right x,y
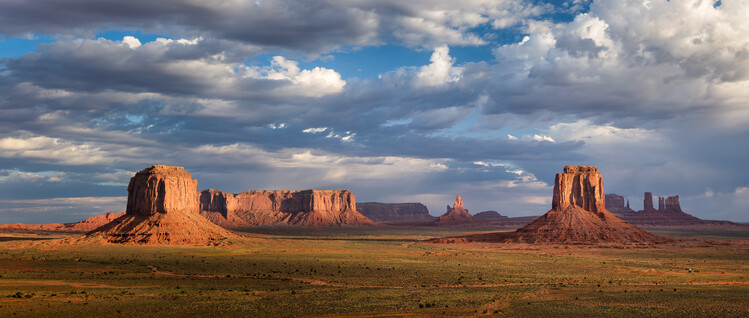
433,195 -> 481,226
432,166 -> 665,245
88,165 -> 234,245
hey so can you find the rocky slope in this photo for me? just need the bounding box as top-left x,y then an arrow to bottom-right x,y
198,189 -> 376,227
433,166 -> 664,245
88,165 -> 234,245
356,202 -> 435,223
0,211 -> 125,233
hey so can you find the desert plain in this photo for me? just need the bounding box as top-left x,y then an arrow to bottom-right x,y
1,225 -> 747,317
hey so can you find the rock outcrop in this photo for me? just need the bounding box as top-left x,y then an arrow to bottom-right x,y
198,189 -> 376,227
88,165 -> 234,245
356,202 -> 435,223
433,195 -> 482,226
432,166 -> 664,245
0,211 -> 125,233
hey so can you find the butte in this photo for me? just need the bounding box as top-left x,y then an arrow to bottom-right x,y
432,166 -> 666,245
88,165 -> 235,245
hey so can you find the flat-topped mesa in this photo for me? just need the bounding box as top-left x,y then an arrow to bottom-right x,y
356,202 -> 434,223
127,165 -> 198,216
89,165 -> 234,245
551,165 -> 606,213
198,189 -> 374,227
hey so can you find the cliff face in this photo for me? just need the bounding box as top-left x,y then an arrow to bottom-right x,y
356,202 -> 434,222
89,165 -> 234,245
126,165 -> 199,216
198,189 -> 375,227
552,166 -> 606,213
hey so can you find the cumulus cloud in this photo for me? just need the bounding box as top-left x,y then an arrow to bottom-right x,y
5,36 -> 345,101
485,0 -> 749,128
240,56 -> 346,97
415,45 -> 463,87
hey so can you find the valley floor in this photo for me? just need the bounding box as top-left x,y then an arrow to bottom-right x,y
0,227 -> 747,317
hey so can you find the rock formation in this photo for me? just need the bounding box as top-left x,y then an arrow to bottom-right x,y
433,195 -> 482,226
607,192 -> 744,228
356,202 -> 435,223
432,166 -> 664,245
643,192 -> 655,211
605,193 -> 636,217
473,211 -> 509,220
198,189 -> 376,227
88,165 -> 234,245
0,211 -> 125,233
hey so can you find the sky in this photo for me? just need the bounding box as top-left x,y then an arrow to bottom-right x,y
0,0 -> 748,223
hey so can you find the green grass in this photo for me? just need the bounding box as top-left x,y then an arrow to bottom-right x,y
0,228 -> 747,317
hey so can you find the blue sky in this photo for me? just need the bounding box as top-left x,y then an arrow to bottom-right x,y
1,0 -> 748,223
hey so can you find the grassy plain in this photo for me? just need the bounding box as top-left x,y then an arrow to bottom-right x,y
0,227 -> 747,317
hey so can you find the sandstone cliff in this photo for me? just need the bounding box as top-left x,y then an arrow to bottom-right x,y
432,166 -> 664,245
88,165 -> 234,245
356,202 -> 435,223
433,195 -> 482,226
198,189 -> 376,227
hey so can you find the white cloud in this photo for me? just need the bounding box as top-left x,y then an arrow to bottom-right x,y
507,134 -> 518,140
302,127 -> 328,134
0,169 -> 65,183
241,56 -> 346,97
415,45 -> 463,87
528,134 -> 555,142
0,135 -> 116,165
487,0 -> 749,128
121,36 -> 141,49
268,123 -> 287,129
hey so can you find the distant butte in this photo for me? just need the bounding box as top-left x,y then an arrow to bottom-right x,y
432,166 -> 667,245
433,195 -> 484,226
606,192 -> 745,227
356,202 -> 435,223
88,165 -> 234,245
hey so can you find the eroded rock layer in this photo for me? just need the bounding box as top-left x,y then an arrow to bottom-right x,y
356,202 -> 435,223
89,165 -> 234,245
198,189 -> 376,227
